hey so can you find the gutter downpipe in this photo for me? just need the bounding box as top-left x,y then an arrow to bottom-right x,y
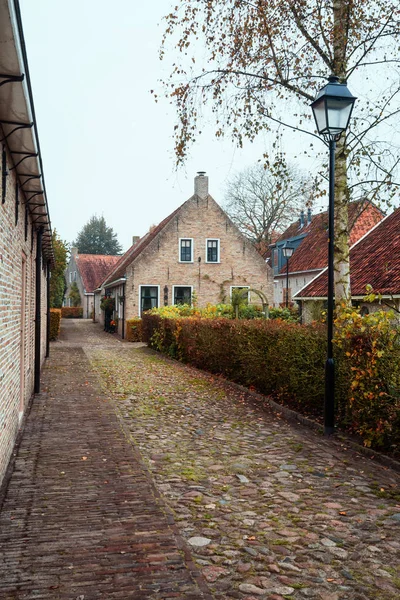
34,226 -> 43,393
122,282 -> 126,340
46,260 -> 50,358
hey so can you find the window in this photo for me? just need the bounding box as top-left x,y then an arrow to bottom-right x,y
179,238 -> 193,262
73,271 -> 77,281
139,286 -> 159,315
230,286 -> 250,304
206,239 -> 220,263
69,271 -> 72,283
173,286 -> 192,306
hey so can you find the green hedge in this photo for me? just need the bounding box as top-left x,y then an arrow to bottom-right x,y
142,313 -> 400,453
126,318 -> 142,342
61,307 -> 83,319
49,309 -> 61,340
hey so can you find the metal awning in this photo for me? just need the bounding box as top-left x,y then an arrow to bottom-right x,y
0,0 -> 53,263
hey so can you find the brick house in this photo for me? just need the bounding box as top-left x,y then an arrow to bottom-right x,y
270,201 -> 384,307
294,206 -> 400,321
96,173 -> 273,337
0,0 -> 54,486
64,249 -> 120,318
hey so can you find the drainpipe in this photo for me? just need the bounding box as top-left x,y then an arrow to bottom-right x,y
46,260 -> 50,358
34,226 -> 43,393
122,282 -> 126,339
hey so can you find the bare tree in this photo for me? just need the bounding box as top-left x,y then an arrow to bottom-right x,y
223,162 -> 312,252
159,0 -> 400,303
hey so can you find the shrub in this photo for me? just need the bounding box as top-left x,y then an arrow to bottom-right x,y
269,306 -> 299,322
61,307 -> 83,318
334,304 -> 400,451
100,296 -> 115,312
49,309 -> 61,340
126,318 -> 143,342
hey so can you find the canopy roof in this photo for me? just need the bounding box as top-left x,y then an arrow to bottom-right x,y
0,0 -> 53,263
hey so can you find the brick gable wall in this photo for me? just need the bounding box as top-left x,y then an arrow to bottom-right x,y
123,195 -> 272,319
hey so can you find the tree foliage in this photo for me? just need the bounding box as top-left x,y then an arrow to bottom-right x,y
68,282 -> 82,307
50,230 -> 69,308
74,215 -> 123,255
160,0 -> 400,301
224,162 -> 313,252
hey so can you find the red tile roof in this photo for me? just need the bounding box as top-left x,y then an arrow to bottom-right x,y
295,207 -> 400,298
75,254 -> 121,293
102,207 -> 181,286
276,201 -> 384,274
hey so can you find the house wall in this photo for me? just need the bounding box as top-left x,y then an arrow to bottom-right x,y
0,158 -> 48,486
274,270 -> 323,307
299,298 -> 400,324
123,195 -> 273,319
64,251 -> 86,315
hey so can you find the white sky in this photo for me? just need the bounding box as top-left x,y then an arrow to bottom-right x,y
19,0 -> 322,252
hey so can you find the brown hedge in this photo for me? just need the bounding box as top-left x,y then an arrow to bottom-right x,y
49,309 -> 62,341
61,307 -> 83,318
125,318 -> 142,342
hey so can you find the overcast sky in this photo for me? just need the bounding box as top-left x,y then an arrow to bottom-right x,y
20,0 -> 320,252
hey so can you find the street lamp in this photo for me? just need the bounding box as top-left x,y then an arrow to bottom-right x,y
282,242 -> 294,309
311,75 -> 356,435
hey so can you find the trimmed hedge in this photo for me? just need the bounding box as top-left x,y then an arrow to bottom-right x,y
61,307 -> 83,318
142,313 -> 400,453
49,309 -> 61,340
126,318 -> 142,342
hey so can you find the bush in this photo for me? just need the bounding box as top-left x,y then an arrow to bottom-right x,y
126,318 -> 143,342
49,309 -> 61,340
61,307 -> 83,318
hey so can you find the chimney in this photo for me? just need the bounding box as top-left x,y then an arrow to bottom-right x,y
71,247 -> 78,257
299,210 -> 305,228
194,171 -> 209,199
307,207 -> 312,225
132,235 -> 140,246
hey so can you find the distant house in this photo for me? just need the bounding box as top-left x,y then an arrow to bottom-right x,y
0,1 -> 54,485
295,206 -> 400,321
96,173 -> 273,337
270,201 -> 384,307
64,249 -> 120,318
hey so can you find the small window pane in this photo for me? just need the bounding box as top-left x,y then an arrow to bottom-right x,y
180,239 -> 192,262
207,239 -> 218,262
174,287 -> 191,305
141,286 -> 158,313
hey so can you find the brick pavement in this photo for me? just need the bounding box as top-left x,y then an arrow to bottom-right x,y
0,320 -> 211,599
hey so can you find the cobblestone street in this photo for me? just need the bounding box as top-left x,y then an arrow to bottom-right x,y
0,320 -> 399,599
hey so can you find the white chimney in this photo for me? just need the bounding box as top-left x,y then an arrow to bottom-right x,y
71,247 -> 78,257
194,171 -> 209,199
132,236 -> 140,246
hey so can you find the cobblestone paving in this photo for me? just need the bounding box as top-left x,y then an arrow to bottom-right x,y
83,323 -> 400,600
0,321 -> 211,599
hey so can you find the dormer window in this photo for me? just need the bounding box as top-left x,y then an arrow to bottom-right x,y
179,238 -> 193,262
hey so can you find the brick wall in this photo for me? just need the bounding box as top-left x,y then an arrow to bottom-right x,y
123,195 -> 273,318
0,150 -> 48,486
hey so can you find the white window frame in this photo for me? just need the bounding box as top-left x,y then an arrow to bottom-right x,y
179,238 -> 194,263
138,284 -> 160,317
172,285 -> 193,306
69,271 -> 72,283
230,285 -> 250,303
73,271 -> 77,281
205,238 -> 220,263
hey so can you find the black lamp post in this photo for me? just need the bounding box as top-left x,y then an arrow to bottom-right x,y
311,74 -> 356,435
282,242 -> 294,308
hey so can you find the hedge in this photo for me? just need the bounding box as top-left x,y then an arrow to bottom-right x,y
142,313 -> 400,454
49,309 -> 61,340
125,318 -> 143,342
61,307 -> 83,318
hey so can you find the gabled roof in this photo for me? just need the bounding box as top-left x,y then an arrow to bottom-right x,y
275,201 -> 384,275
102,207 -> 181,287
75,254 -> 121,293
295,207 -> 400,298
